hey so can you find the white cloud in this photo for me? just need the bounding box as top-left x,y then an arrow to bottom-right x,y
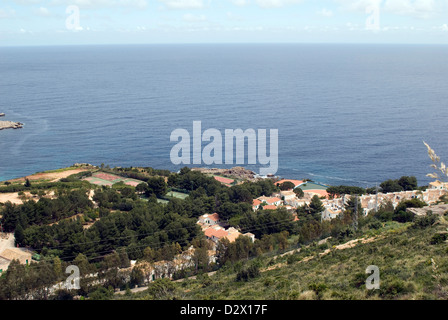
0,7 -> 16,18
255,0 -> 303,8
183,13 -> 207,21
335,0 -> 379,13
158,0 -> 205,9
336,0 -> 448,19
11,0 -> 41,5
49,0 -> 148,9
317,8 -> 334,17
383,0 -> 436,19
229,0 -> 249,6
34,7 -> 52,17
226,11 -> 243,21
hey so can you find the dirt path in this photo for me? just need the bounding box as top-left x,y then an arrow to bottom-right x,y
262,235 -> 383,273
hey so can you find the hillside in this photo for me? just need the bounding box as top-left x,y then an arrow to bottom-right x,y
121,216 -> 448,300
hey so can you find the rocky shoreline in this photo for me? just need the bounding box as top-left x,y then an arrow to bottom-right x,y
0,113 -> 23,130
0,121 -> 24,130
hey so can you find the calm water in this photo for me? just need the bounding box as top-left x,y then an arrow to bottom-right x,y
1,44 -> 447,187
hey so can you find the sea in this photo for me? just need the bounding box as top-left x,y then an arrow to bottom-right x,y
1,43 -> 448,188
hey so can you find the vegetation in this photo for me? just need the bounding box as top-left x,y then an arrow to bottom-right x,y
1,161 -> 447,301
120,213 -> 448,300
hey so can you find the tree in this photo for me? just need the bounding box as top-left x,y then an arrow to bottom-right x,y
380,179 -> 403,193
393,198 -> 426,223
136,183 -> 147,194
53,257 -> 63,279
294,187 -> 304,198
14,224 -> 25,246
146,177 -> 167,198
130,267 -> 145,287
192,246 -> 210,272
145,278 -> 178,300
73,253 -> 90,275
279,181 -> 295,191
309,195 -> 324,220
88,287 -> 113,300
327,185 -> 366,198
24,178 -> 31,188
398,176 -> 418,191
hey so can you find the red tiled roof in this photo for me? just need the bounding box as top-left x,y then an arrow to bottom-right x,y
204,227 -> 228,239
262,205 -> 278,210
253,199 -> 262,206
208,213 -> 220,221
266,197 -> 281,204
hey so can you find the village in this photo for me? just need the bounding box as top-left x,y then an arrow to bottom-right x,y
1,167 -> 448,294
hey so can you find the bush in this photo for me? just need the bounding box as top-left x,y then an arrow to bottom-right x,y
413,214 -> 438,229
236,264 -> 260,282
380,279 -> 414,298
308,283 -> 328,299
367,220 -> 382,230
430,233 -> 447,245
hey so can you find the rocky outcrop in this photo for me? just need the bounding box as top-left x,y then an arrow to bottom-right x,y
0,121 -> 24,130
192,166 -> 257,181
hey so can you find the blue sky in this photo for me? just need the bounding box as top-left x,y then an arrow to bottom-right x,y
1,0 -> 448,46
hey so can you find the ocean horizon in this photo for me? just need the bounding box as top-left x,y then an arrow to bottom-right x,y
1,43 -> 447,187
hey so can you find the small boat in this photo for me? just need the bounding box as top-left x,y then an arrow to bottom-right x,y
0,113 -> 5,117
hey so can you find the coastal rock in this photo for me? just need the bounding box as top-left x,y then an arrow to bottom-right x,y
192,166 -> 257,181
0,121 -> 23,130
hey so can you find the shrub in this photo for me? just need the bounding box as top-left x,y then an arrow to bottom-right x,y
368,220 -> 382,230
430,233 -> 447,245
413,214 -> 438,229
236,264 -> 260,282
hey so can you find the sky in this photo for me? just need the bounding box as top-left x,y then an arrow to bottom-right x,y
1,0 -> 448,46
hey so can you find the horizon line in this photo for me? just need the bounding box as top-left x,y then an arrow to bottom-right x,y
2,41 -> 448,48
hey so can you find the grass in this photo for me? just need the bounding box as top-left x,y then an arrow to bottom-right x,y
37,166 -> 85,174
121,216 -> 448,300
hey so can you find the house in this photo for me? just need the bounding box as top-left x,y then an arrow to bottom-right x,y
429,181 -> 448,190
204,226 -> 229,243
257,196 -> 282,206
198,213 -> 220,226
252,199 -> 262,211
204,225 -> 256,244
280,190 -> 297,201
322,208 -> 342,221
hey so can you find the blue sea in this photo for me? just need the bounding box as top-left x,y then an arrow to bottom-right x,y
1,44 -> 448,188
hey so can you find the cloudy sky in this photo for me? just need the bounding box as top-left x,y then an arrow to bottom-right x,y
1,0 -> 448,46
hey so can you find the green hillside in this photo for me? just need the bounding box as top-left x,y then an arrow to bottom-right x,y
122,216 -> 448,300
